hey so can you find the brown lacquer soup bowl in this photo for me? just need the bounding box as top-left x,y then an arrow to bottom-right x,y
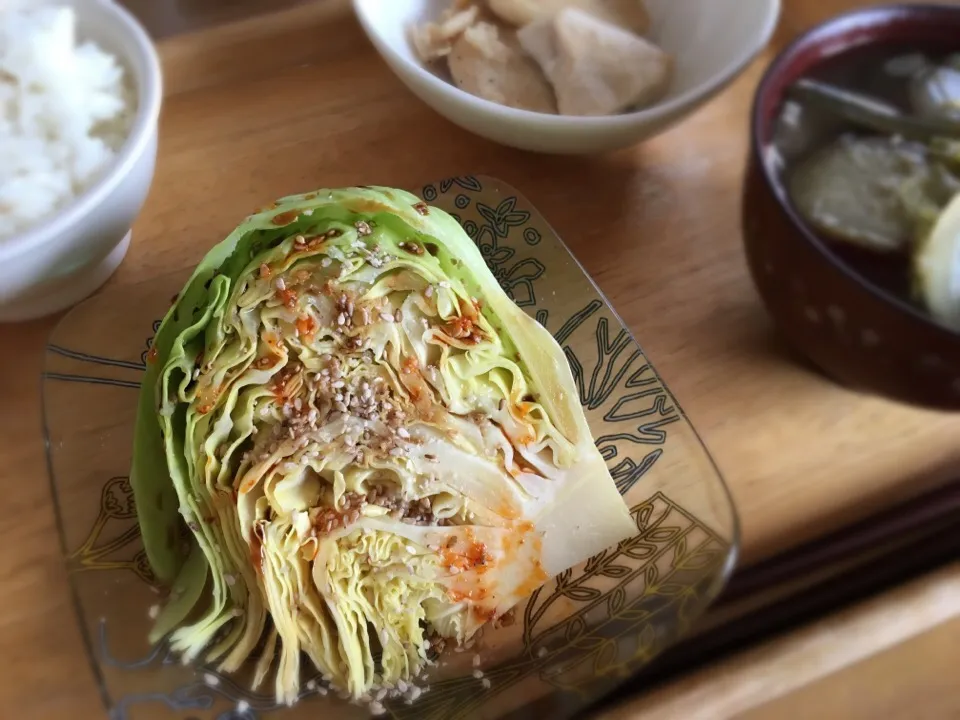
743,3 -> 960,409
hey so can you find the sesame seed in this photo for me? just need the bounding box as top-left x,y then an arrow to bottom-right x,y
389,447 -> 405,457
337,313 -> 345,326
473,654 -> 482,667
370,701 -> 386,716
147,604 -> 160,619
332,380 -> 345,389
472,669 -> 484,679
439,281 -> 450,288
306,679 -> 317,691
380,312 -> 395,323
424,285 -> 434,298
537,647 -> 548,658
321,258 -> 332,268
236,700 -> 250,713
397,680 -> 408,692
396,427 -> 410,439
406,545 -> 417,554
232,608 -> 243,617
275,278 -> 286,291
481,678 -> 491,689
225,574 -> 236,586
394,309 -> 403,323
203,673 -> 220,686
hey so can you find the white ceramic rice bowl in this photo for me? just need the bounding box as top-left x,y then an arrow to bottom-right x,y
0,0 -> 161,322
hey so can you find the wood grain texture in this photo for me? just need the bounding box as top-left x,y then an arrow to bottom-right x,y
598,563 -> 960,720
118,0 -> 315,39
0,1 -> 956,718
739,616 -> 960,720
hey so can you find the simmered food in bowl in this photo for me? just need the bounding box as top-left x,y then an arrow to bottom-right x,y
130,186 -> 636,710
410,0 -> 673,116
768,44 -> 960,330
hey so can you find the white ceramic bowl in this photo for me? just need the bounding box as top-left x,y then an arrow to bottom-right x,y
0,0 -> 161,323
354,0 -> 780,154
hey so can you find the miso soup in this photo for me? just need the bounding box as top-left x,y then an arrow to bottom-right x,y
768,42 -> 960,330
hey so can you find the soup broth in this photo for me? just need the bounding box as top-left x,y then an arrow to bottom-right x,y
769,41 -> 960,329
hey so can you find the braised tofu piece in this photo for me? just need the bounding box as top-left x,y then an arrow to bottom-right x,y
448,21 -> 558,113
519,8 -> 672,116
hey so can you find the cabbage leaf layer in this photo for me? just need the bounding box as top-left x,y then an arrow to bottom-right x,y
131,186 -> 635,703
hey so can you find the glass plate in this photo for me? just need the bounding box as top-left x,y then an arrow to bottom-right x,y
43,176 -> 738,720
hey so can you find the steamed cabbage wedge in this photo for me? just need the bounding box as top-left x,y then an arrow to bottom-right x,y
131,186 -> 635,704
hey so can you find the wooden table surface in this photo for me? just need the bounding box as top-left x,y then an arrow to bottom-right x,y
1,0 -> 958,717
602,562 -> 960,720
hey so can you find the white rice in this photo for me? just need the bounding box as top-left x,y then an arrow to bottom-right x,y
0,5 -> 135,241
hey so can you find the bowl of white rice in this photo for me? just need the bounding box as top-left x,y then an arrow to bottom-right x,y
0,0 -> 161,322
